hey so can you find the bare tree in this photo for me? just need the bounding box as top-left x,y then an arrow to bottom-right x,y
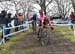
30,0 -> 53,15
55,0 -> 72,18
11,0 -> 22,14
0,1 -> 14,11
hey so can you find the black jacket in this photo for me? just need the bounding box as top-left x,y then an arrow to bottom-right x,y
32,14 -> 37,21
0,13 -> 7,24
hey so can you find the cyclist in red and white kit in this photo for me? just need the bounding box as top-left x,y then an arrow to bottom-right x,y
37,10 -> 54,30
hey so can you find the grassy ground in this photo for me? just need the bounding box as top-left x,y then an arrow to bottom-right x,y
0,26 -> 75,54
54,26 -> 75,44
8,27 -> 75,54
0,30 -> 31,54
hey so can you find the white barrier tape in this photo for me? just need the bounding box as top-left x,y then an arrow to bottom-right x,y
4,24 -> 28,30
2,23 -> 75,31
0,22 -> 30,45
53,24 -> 75,26
0,25 -> 29,45
4,27 -> 29,37
27,21 -> 32,24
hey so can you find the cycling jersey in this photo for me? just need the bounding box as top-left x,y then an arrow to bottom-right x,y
39,16 -> 53,28
38,10 -> 54,30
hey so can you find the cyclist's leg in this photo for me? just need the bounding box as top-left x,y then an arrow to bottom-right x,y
32,21 -> 34,32
32,20 -> 37,33
41,25 -> 47,34
34,21 -> 37,32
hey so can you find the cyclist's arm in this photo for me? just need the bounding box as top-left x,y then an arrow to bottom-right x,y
48,18 -> 54,30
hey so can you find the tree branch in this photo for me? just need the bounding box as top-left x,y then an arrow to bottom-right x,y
46,9 -> 52,14
46,0 -> 53,7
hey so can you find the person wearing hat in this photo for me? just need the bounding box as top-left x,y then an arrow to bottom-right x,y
0,10 -> 9,41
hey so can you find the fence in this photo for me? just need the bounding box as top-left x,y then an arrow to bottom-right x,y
0,21 -> 75,45
53,24 -> 75,36
0,21 -> 30,45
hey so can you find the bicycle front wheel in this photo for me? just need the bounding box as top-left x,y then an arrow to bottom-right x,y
40,36 -> 49,46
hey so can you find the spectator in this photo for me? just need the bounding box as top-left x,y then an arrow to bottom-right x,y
17,13 -> 23,25
70,12 -> 75,24
31,13 -> 37,33
70,12 -> 75,31
17,13 -> 23,30
0,10 -> 9,41
14,13 -> 23,31
5,13 -> 12,38
0,10 -> 7,24
14,14 -> 19,32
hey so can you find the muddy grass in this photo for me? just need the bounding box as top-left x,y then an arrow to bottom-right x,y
9,30 -> 75,54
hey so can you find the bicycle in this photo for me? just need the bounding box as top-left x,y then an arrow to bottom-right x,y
37,26 -> 49,46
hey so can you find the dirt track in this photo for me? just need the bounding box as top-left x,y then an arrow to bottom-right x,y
9,30 -> 75,54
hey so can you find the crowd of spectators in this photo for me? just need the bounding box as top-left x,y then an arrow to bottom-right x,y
0,10 -> 23,41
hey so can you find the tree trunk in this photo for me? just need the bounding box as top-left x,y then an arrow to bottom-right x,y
40,0 -> 46,15
43,0 -> 46,15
